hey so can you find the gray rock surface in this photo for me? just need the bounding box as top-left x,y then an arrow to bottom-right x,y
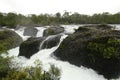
23,27 -> 38,36
43,26 -> 64,37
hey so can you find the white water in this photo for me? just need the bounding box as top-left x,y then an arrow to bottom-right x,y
35,27 -> 46,37
7,35 -> 106,80
111,24 -> 120,30
14,27 -> 30,41
62,25 -> 81,34
5,25 -> 120,80
39,34 -> 59,50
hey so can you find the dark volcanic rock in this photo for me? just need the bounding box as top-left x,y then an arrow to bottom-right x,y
19,37 -> 44,58
41,34 -> 62,49
54,24 -> 120,79
43,26 -> 64,37
19,34 -> 62,58
23,27 -> 38,37
83,24 -> 113,30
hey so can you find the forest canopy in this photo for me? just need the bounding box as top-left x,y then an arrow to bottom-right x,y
0,12 -> 120,28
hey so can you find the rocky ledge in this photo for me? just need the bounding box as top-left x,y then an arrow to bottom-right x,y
19,34 -> 62,58
43,26 -> 64,37
0,29 -> 23,53
54,24 -> 120,79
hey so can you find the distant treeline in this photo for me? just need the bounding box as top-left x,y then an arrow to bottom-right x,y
0,12 -> 120,28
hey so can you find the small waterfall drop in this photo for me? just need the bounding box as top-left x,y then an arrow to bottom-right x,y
7,34 -> 107,80
36,27 -> 46,37
39,34 -> 60,50
6,25 -> 120,80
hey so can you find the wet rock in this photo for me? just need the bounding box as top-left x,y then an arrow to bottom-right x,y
0,29 -> 23,51
19,37 -> 44,58
54,24 -> 120,79
43,26 -> 64,37
41,34 -> 61,49
23,27 -> 38,37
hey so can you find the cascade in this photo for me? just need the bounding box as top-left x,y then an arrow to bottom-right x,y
39,35 -> 58,50
6,25 -> 120,80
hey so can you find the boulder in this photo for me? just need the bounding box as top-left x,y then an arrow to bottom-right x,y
41,34 -> 62,49
19,34 -> 62,58
83,24 -> 113,30
19,37 -> 44,58
23,27 -> 38,37
0,29 -> 23,52
43,26 -> 64,37
54,24 -> 120,79
15,25 -> 24,30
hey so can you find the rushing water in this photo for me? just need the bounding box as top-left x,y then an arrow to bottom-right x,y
39,34 -> 60,50
5,25 -> 120,80
35,27 -> 47,37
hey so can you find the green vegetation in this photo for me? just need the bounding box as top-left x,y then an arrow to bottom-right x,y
87,38 -> 120,59
60,44 -> 65,49
0,56 -> 11,78
0,45 -> 7,54
0,44 -> 61,80
0,29 -> 60,80
0,56 -> 61,80
0,12 -> 120,28
47,28 -> 54,35
0,30 -> 22,53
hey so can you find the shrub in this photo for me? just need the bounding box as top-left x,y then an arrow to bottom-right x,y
48,28 -> 54,35
0,58 -> 61,80
87,38 -> 120,59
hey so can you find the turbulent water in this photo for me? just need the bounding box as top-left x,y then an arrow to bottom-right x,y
39,34 -> 60,50
5,25 -> 120,80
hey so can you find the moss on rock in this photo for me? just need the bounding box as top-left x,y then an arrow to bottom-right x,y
54,24 -> 120,79
0,29 -> 23,54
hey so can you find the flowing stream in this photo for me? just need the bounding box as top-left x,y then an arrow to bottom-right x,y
5,25 -> 120,80
39,34 -> 59,50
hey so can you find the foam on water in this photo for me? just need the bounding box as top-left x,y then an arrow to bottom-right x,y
14,27 -> 30,41
35,27 -> 46,37
6,25 -> 120,80
111,24 -> 120,30
62,25 -> 81,34
7,34 -> 106,80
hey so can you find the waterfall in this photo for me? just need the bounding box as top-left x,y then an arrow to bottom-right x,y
6,25 -> 120,80
36,27 -> 46,37
7,33 -> 106,80
39,35 -> 57,50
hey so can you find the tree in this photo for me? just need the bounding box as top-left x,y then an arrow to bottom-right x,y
3,13 -> 18,28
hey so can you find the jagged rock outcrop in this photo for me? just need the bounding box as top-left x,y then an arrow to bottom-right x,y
23,27 -> 38,37
19,37 -> 44,58
43,26 -> 64,37
54,24 -> 120,79
0,29 -> 23,52
19,34 -> 61,58
40,34 -> 61,49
